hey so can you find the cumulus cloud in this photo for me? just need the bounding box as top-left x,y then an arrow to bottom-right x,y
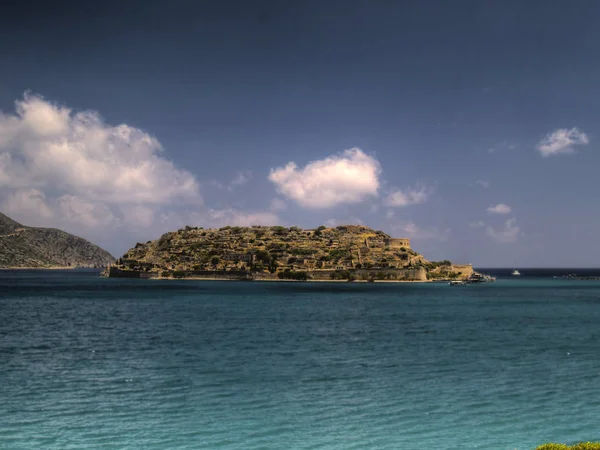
475,180 -> 490,188
2,188 -> 54,225
486,218 -> 520,243
536,128 -> 589,157
0,94 -> 200,205
0,93 -> 202,235
268,148 -> 381,208
384,184 -> 433,207
487,203 -> 512,214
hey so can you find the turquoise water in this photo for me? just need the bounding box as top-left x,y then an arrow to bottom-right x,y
2,270 -> 600,449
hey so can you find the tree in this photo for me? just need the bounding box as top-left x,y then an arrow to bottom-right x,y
211,257 -> 220,266
268,260 -> 279,273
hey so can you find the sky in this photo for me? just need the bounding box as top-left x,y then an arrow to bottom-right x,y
1,0 -> 599,267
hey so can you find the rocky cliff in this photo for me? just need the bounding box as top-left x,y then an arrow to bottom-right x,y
109,224 -> 470,281
0,212 -> 115,268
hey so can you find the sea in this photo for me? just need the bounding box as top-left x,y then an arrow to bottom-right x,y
2,269 -> 600,450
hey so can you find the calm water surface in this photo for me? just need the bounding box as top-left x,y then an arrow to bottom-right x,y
2,269 -> 600,449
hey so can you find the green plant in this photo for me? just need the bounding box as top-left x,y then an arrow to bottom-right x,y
277,271 -> 308,281
272,226 -> 288,235
254,250 -> 271,264
330,270 -> 351,280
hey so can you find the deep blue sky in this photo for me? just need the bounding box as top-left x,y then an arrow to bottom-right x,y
1,0 -> 599,266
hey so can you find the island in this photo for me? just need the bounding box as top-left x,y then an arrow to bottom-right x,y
104,224 -> 473,282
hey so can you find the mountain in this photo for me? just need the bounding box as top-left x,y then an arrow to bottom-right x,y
0,212 -> 115,268
107,224 -> 472,281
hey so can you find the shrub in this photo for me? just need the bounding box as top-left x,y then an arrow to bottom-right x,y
277,271 -> 308,281
254,250 -> 271,264
156,235 -> 172,251
330,270 -> 351,280
272,226 -> 288,236
313,225 -> 326,236
290,248 -> 315,255
329,249 -> 349,259
268,261 -> 279,274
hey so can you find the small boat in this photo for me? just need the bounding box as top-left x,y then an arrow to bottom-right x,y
449,280 -> 466,286
467,273 -> 496,283
511,269 -> 521,276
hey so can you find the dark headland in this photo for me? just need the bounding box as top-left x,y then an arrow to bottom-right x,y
0,212 -> 115,269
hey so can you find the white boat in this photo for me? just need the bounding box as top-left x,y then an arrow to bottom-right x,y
449,280 -> 466,286
511,269 -> 521,276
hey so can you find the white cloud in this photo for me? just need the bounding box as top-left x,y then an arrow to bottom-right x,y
268,148 -> 380,208
469,221 -> 485,228
475,180 -> 490,188
385,209 -> 395,219
536,128 -> 589,157
486,218 -> 520,243
0,93 -> 200,204
0,93 -> 202,236
487,203 -> 512,214
2,188 -> 54,226
394,221 -> 450,241
120,205 -> 155,229
384,184 -> 433,207
57,195 -> 120,229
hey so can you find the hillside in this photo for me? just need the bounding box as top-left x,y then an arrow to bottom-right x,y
0,212 -> 115,268
108,224 -> 472,281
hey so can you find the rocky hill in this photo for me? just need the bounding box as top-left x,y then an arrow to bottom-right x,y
108,224 -> 472,281
0,212 -> 115,268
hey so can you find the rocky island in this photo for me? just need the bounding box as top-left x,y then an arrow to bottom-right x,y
105,224 -> 472,282
0,212 -> 115,269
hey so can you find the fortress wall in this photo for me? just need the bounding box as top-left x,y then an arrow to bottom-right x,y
385,238 -> 411,249
452,264 -> 473,277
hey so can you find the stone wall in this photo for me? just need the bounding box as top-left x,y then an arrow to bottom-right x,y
385,238 -> 411,250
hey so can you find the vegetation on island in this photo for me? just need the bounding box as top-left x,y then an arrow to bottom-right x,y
107,224 -> 472,281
